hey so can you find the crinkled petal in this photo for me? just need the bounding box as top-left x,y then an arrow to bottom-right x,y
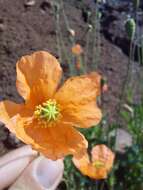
16,51 -> 62,105
73,152 -> 108,179
72,153 -> 90,176
11,115 -> 35,144
91,145 -> 115,172
55,72 -> 102,128
86,165 -> 108,179
0,101 -> 23,133
60,102 -> 102,128
14,118 -> 88,160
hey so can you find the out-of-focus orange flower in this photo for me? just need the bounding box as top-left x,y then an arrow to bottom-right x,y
0,51 -> 102,160
73,144 -> 115,179
72,44 -> 83,56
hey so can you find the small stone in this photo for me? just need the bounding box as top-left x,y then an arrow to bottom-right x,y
24,0 -> 36,7
68,28 -> 75,37
115,129 -> 132,153
0,19 -> 5,32
0,23 -> 5,32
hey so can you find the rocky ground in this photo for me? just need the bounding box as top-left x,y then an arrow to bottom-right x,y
0,0 -> 141,155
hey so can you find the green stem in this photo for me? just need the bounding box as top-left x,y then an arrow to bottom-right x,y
60,0 -> 76,75
96,181 -> 98,190
84,28 -> 91,72
107,37 -> 134,190
118,38 -> 133,115
96,16 -> 101,69
141,37 -> 143,65
91,11 -> 97,69
100,181 -> 105,190
92,4 -> 101,70
55,12 -> 62,64
78,55 -> 86,74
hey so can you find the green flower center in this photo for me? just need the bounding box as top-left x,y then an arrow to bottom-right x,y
34,99 -> 60,122
92,161 -> 104,169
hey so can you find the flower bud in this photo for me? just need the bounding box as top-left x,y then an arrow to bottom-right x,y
125,18 -> 136,39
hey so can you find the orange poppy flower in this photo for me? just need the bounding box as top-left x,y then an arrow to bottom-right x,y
72,44 -> 83,56
73,144 -> 115,179
0,51 -> 102,160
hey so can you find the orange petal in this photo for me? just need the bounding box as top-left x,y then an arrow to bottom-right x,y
11,115 -> 35,144
15,119 -> 87,160
0,101 -> 23,133
73,151 -> 108,179
72,152 -> 90,176
86,165 -> 108,179
61,102 -> 102,128
55,72 -> 102,128
91,145 -> 115,172
16,51 -> 62,105
87,72 -> 102,96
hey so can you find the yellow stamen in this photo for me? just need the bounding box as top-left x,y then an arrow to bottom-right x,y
34,99 -> 60,125
92,161 -> 104,168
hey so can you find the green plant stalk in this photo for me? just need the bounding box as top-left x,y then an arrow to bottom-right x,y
91,5 -> 101,70
70,37 -> 77,75
108,35 -> 135,190
84,28 -> 91,72
60,0 -> 70,30
107,39 -> 134,150
58,25 -> 74,76
96,16 -> 101,69
54,10 -> 62,64
94,8 -> 101,70
141,37 -> 143,65
118,37 -> 134,117
135,11 -> 143,102
100,181 -> 105,190
77,55 -> 86,74
95,181 -> 98,190
91,16 -> 97,69
60,0 -> 76,75
55,4 -> 75,76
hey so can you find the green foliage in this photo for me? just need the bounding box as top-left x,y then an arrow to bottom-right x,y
115,145 -> 143,190
122,103 -> 143,144
62,154 -> 108,190
61,103 -> 143,190
113,103 -> 143,190
62,156 -> 92,190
